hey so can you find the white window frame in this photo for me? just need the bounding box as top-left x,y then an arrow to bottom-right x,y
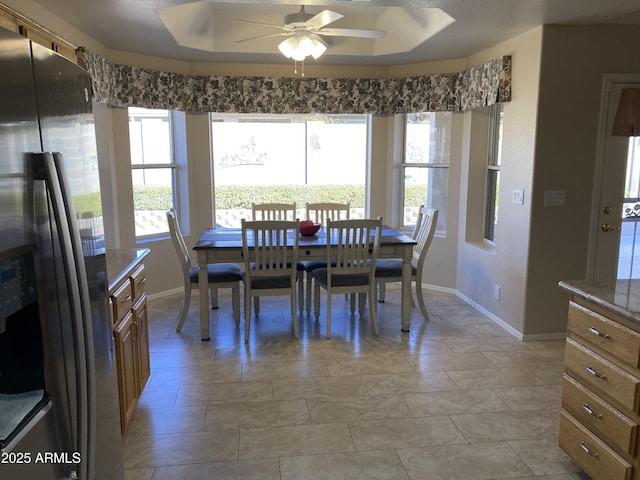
401,112 -> 451,233
128,107 -> 179,240
483,103 -> 503,242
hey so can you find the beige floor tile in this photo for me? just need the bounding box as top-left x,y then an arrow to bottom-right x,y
308,394 -> 412,423
349,416 -> 467,450
273,375 -> 368,400
123,430 -> 239,468
175,380 -> 274,406
148,337 -> 193,352
441,336 -> 530,352
136,385 -> 179,409
280,450 -> 410,480
324,355 -> 415,376
126,406 -> 206,435
481,348 -> 566,367
151,458 -> 281,480
406,351 -> 497,371
492,384 -> 563,410
239,423 -> 355,459
446,367 -> 548,389
397,442 -> 534,479
148,363 -> 241,387
508,437 -> 583,476
149,348 -> 216,368
403,389 -> 510,417
204,399 -> 310,429
360,371 -> 459,395
241,359 -> 329,381
294,340 -> 379,359
367,337 -> 453,356
214,344 -> 297,364
123,468 -> 153,480
450,409 -> 561,443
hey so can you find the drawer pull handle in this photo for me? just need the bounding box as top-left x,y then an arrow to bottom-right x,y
585,366 -> 606,379
588,327 -> 610,339
579,441 -> 599,457
121,295 -> 132,304
137,278 -> 146,284
582,403 -> 603,419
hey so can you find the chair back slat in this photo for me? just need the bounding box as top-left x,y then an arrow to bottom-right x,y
252,202 -> 297,221
413,207 -> 438,267
306,202 -> 350,224
166,209 -> 191,276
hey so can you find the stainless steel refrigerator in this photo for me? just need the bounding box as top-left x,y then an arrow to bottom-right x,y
0,26 -> 123,479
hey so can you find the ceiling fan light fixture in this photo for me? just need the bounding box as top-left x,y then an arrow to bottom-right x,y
278,31 -> 327,62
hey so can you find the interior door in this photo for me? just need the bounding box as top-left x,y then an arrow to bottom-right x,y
592,77 -> 640,280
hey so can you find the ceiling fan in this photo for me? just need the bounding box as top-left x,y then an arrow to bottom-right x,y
231,6 -> 386,62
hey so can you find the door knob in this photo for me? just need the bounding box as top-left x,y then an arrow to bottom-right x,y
601,224 -> 621,232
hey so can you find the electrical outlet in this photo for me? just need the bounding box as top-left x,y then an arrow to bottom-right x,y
494,285 -> 501,300
512,189 -> 524,205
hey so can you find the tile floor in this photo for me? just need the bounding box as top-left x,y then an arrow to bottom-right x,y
123,285 -> 589,480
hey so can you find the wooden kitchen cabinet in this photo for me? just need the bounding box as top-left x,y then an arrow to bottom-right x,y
108,249 -> 150,433
559,281 -> 640,480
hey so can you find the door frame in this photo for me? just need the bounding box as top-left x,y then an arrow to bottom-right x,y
587,73 -> 640,280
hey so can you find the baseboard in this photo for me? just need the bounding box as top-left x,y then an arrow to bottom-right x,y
454,290 -> 525,340
147,287 -> 183,301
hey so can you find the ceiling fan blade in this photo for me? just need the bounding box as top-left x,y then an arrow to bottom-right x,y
319,28 -> 386,39
235,32 -> 293,44
229,19 -> 291,32
304,9 -> 344,29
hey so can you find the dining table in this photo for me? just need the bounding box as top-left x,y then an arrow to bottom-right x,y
193,224 -> 417,341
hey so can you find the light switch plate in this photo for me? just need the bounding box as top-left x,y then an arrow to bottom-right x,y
512,188 -> 524,205
544,190 -> 566,206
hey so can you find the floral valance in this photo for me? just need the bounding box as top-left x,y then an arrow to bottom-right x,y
76,48 -> 511,114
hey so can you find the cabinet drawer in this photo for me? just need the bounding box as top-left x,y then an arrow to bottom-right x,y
112,280 -> 134,327
564,338 -> 640,412
562,375 -> 638,455
130,264 -> 147,299
568,301 -> 640,368
559,410 -> 632,480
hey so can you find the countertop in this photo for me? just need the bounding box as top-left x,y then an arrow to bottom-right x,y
106,248 -> 150,293
559,279 -> 640,324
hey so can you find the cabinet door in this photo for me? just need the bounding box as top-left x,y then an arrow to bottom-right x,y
133,294 -> 150,393
113,311 -> 138,432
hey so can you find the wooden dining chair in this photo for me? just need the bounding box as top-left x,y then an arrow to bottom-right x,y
166,209 -> 242,332
241,219 -> 300,343
251,202 -> 304,315
375,206 -> 438,321
303,202 -> 351,315
312,217 -> 382,339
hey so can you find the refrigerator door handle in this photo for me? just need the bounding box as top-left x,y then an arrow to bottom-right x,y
36,152 -> 96,480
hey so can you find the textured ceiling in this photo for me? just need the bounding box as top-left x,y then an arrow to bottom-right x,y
23,0 -> 640,66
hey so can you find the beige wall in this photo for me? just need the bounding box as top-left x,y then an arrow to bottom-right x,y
454,27 -> 543,337
525,24 -> 640,336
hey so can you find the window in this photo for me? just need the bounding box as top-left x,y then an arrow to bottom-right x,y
128,107 -> 176,238
484,103 -> 503,242
210,114 -> 368,227
402,112 -> 451,231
